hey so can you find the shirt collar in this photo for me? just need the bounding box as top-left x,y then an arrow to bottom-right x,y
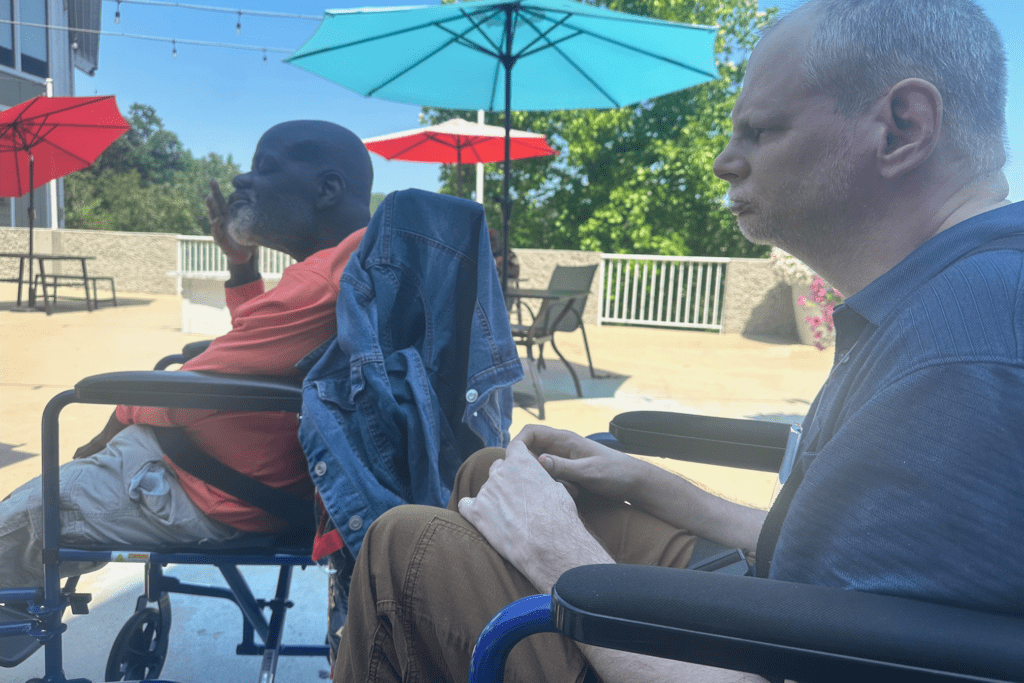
843,201 -> 1024,326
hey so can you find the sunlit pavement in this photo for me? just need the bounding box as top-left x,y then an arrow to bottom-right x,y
1,282 -> 832,681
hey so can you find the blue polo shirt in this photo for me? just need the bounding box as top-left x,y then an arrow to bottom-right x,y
769,201 -> 1024,615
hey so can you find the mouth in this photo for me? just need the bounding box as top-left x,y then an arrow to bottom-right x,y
728,200 -> 752,216
227,194 -> 253,213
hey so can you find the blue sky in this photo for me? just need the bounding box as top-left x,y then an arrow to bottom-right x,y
77,0 -> 1024,202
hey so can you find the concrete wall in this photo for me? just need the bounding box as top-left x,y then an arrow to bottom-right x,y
1,227 -> 798,341
720,258 -> 796,339
0,227 -> 179,295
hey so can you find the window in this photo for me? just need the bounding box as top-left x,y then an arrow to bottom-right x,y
18,0 -> 46,78
0,0 -> 13,68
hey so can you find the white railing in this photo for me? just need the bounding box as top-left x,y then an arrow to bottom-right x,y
599,254 -> 730,330
175,235 -> 296,278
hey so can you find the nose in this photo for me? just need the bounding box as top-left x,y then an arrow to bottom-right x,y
232,171 -> 252,191
713,138 -> 748,183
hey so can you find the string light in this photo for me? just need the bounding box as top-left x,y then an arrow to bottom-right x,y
262,48 -> 267,65
0,18 -> 293,59
113,0 -> 319,21
114,0 -> 121,23
172,39 -> 177,57
235,10 -> 241,35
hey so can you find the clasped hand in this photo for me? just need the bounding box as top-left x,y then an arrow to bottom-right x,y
457,425 -> 637,593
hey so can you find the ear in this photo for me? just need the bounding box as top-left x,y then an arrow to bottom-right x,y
877,78 -> 942,180
315,171 -> 345,210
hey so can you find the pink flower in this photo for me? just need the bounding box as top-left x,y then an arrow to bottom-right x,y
814,330 -> 824,339
797,296 -> 806,306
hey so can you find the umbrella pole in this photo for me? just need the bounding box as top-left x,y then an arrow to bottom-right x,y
27,153 -> 35,308
500,7 -> 513,295
457,146 -> 464,199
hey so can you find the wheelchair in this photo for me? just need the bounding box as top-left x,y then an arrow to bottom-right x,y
0,341 -> 329,683
469,411 -> 1024,683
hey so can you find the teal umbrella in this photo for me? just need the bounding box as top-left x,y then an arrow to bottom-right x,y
287,0 -> 719,288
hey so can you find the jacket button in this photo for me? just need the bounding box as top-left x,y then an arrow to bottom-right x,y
314,461 -> 327,476
348,516 -> 363,531
465,388 -> 479,403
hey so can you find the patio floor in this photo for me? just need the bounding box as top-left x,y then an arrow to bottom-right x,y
0,283 -> 833,681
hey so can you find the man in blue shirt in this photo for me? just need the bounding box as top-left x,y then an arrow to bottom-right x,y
331,1 -> 1021,682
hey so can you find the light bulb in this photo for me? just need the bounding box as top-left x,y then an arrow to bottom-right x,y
172,40 -> 177,58
262,49 -> 267,65
236,12 -> 242,35
114,1 -> 121,23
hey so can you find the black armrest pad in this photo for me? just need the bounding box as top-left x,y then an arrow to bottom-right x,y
609,411 -> 790,472
552,565 -> 1024,683
75,371 -> 303,412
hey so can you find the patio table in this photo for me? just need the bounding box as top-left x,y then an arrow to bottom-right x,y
0,253 -> 96,314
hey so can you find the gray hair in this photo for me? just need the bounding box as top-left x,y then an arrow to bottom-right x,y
772,0 -> 1007,174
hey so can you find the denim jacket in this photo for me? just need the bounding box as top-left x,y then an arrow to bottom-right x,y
298,189 -> 523,553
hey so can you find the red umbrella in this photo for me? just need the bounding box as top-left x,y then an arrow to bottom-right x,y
0,95 -> 130,308
363,117 -> 556,198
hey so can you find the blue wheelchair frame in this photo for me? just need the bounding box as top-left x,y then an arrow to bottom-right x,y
0,361 -> 328,683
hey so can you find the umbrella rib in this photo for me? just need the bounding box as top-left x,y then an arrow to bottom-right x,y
424,132 -> 467,151
18,120 -> 96,167
531,19 -> 720,81
14,96 -> 117,122
291,9 -> 502,60
515,13 -> 622,107
517,30 -> 583,59
367,14 -> 507,96
510,9 -> 573,59
455,6 -> 505,58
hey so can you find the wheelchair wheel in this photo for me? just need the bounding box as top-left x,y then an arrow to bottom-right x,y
104,605 -> 170,681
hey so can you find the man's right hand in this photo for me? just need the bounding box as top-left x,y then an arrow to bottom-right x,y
512,424 -> 644,502
206,180 -> 257,266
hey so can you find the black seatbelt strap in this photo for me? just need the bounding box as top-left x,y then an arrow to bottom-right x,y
755,230 -> 1024,578
153,426 -> 315,534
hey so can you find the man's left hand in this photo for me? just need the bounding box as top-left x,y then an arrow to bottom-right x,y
458,441 -> 613,594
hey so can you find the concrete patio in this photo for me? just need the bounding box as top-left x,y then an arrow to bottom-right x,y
0,283 -> 832,681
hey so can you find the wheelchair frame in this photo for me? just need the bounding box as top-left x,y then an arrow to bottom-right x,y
0,366 -> 328,683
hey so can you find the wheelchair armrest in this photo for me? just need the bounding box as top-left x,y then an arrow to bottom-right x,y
609,411 -> 791,472
75,371 -> 303,412
153,339 -> 215,370
182,339 -> 213,360
552,565 -> 1024,683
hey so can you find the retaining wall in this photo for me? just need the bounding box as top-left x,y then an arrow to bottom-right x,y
0,227 -> 796,341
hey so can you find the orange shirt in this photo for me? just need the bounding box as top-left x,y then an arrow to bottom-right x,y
117,229 -> 365,532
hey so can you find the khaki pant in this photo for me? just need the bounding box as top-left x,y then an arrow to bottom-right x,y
334,447 -> 698,683
0,425 -> 243,589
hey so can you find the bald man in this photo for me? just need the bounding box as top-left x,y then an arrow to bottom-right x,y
1,121 -> 374,588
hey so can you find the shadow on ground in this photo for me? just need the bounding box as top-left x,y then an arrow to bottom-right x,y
13,562 -> 330,682
0,296 -> 153,313
0,442 -> 36,468
514,359 -> 630,418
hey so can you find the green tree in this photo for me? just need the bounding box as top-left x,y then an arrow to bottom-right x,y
64,103 -> 240,234
370,192 -> 386,216
425,0 -> 775,258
